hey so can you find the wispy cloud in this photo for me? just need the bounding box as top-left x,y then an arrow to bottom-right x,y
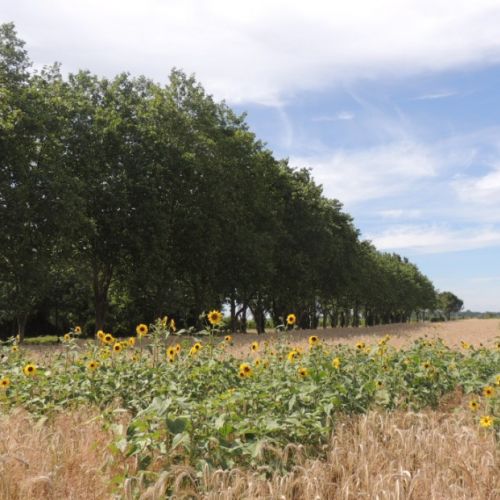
414,91 -> 457,100
368,225 -> 500,254
379,209 -> 423,219
292,141 -> 438,204
7,0 -> 500,104
312,111 -> 355,122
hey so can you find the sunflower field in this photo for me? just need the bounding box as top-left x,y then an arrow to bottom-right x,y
1,316 -> 499,494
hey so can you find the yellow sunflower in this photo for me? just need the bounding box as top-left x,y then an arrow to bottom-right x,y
128,337 -> 136,347
12,345 -> 19,353
332,357 -> 341,369
63,333 -> 71,342
169,319 -> 176,331
239,363 -> 252,377
136,324 -> 148,337
376,380 -> 384,389
113,343 -> 122,353
175,343 -> 181,353
469,400 -> 480,411
286,313 -> 296,326
23,363 -> 37,377
97,330 -> 105,342
480,415 -> 494,428
224,335 -> 233,343
495,374 -> 500,386
251,341 -> 259,352
254,358 -> 261,367
207,310 -> 223,326
189,342 -> 202,356
356,341 -> 366,350
167,346 -> 176,358
298,367 -> 309,377
483,386 -> 495,398
87,360 -> 99,371
287,350 -> 300,363
0,377 -> 10,389
308,335 -> 319,347
461,341 -> 471,350
74,326 -> 82,334
104,333 -> 114,345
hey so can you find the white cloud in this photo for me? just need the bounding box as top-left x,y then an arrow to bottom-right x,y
368,225 -> 500,253
454,166 -> 500,205
292,141 -> 438,204
414,91 -> 457,100
5,0 -> 500,104
312,111 -> 355,122
379,209 -> 423,219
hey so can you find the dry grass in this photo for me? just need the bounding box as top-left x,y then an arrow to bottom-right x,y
1,406 -> 498,500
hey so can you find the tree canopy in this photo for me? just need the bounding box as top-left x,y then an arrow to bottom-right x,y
0,23 -> 454,339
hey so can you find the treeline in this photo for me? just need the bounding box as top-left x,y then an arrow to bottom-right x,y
1,23 -> 440,339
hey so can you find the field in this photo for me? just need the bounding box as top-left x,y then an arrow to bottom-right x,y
1,319 -> 499,499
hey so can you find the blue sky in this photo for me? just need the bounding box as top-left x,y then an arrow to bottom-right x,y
4,0 -> 500,310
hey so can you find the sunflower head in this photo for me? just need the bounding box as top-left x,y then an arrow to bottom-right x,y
167,347 -> 176,358
332,357 -> 341,369
308,335 -> 319,346
287,350 -> 300,363
254,358 -> 261,367
239,363 -> 252,377
175,343 -> 181,353
0,377 -> 10,389
376,380 -> 384,389
128,337 -> 136,347
480,415 -> 494,428
469,400 -> 480,411
23,363 -> 37,377
423,361 -> 431,369
74,326 -> 82,334
224,335 -> 233,343
136,324 -> 148,337
12,345 -> 19,353
207,310 -> 223,326
97,330 -> 105,341
461,341 -> 471,349
87,360 -> 99,371
63,333 -> 71,342
298,367 -> 309,378
251,341 -> 259,352
356,341 -> 366,350
113,343 -> 122,353
483,386 -> 495,398
286,313 -> 296,326
104,334 -> 114,345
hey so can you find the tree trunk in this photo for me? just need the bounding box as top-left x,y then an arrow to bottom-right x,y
16,313 -> 28,343
93,263 -> 113,333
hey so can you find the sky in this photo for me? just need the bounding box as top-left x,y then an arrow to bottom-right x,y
4,0 -> 500,310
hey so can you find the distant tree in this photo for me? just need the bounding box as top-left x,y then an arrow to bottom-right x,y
437,291 -> 464,320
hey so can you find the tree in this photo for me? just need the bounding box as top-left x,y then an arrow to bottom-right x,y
437,291 -> 464,320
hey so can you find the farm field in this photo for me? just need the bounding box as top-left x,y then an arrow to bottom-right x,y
1,319 -> 499,499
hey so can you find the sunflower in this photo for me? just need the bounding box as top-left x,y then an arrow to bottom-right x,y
12,345 -> 19,353
469,400 -> 480,411
461,341 -> 471,349
169,319 -> 176,332
0,377 -> 10,389
136,324 -> 148,337
63,333 -> 71,342
298,367 -> 309,377
189,342 -> 202,356
207,310 -> 223,326
23,363 -> 37,377
251,341 -> 259,352
495,374 -> 500,386
87,360 -> 99,371
175,343 -> 181,353
376,380 -> 384,389
167,346 -> 176,358
239,363 -> 252,377
332,357 -> 341,369
74,326 -> 82,334
356,341 -> 366,350
308,335 -> 319,347
224,335 -> 233,343
104,333 -> 114,345
113,343 -> 123,353
480,415 -> 494,428
483,386 -> 495,398
128,337 -> 136,347
422,361 -> 431,369
97,330 -> 105,342
286,313 -> 296,326
254,358 -> 261,367
287,350 -> 300,362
